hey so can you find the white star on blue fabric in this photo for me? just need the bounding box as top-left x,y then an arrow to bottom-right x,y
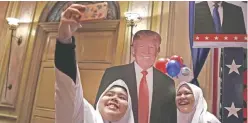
224,102 -> 241,118
225,60 -> 241,74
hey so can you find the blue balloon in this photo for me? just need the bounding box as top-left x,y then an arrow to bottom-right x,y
166,60 -> 181,77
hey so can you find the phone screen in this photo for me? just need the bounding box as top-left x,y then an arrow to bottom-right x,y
80,2 -> 108,21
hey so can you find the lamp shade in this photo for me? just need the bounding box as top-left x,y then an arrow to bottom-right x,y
6,17 -> 19,26
124,12 -> 141,21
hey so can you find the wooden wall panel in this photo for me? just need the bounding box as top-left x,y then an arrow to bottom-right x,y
0,118 -> 16,123
45,33 -> 57,61
36,67 -> 55,109
31,62 -> 55,123
0,1 -> 39,123
31,21 -> 119,123
33,116 -> 54,123
0,1 -> 36,107
79,69 -> 105,104
75,31 -> 115,63
17,2 -> 48,123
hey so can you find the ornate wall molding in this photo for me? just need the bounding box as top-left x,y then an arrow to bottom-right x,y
39,20 -> 119,32
164,1 -> 175,57
159,1 -> 172,58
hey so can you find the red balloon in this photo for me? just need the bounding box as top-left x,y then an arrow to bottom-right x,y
170,55 -> 183,66
155,58 -> 170,73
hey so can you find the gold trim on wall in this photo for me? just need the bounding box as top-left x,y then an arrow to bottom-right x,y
39,21 -> 120,32
157,1 -> 171,58
114,1 -> 128,65
198,50 -> 213,112
163,1 -> 175,58
0,2 -> 20,102
1,1 -> 37,108
17,2 -> 47,123
0,113 -> 17,120
147,1 -> 153,30
0,2 -> 9,72
150,1 -> 163,33
122,1 -> 131,64
0,1 -> 38,123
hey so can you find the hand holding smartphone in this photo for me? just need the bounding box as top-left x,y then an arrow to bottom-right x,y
79,2 -> 108,21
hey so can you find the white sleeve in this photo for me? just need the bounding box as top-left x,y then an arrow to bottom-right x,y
55,66 -> 84,123
206,112 -> 221,123
83,99 -> 103,123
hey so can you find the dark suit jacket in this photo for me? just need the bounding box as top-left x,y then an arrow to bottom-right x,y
195,1 -> 246,34
94,62 -> 177,123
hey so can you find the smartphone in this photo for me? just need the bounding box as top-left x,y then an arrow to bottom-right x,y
80,2 -> 108,21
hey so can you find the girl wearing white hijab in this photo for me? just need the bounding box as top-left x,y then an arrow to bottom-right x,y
55,65 -> 134,123
176,81 -> 220,123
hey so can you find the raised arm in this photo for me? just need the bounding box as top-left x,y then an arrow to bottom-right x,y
54,4 -> 86,123
55,37 -> 85,123
55,37 -> 77,83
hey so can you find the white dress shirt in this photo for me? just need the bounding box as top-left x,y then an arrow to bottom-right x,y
134,62 -> 153,123
207,1 -> 223,25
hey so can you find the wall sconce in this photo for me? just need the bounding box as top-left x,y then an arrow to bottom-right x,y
4,17 -> 22,97
124,12 -> 142,62
6,17 -> 22,45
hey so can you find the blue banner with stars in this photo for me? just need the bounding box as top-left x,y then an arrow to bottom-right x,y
222,47 -> 244,123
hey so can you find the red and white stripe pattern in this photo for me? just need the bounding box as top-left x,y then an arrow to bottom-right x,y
212,48 -> 221,118
193,34 -> 247,48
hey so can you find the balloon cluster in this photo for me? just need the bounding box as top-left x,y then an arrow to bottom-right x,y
155,55 -> 192,82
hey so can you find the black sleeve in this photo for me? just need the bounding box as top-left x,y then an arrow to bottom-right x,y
55,36 -> 77,83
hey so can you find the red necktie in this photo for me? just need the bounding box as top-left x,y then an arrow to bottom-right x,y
138,70 -> 149,123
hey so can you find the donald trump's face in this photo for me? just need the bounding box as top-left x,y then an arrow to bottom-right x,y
132,36 -> 160,70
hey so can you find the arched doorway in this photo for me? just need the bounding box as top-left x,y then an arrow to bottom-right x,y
29,1 -> 120,123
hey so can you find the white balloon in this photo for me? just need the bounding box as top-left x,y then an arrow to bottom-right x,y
181,67 -> 191,76
178,67 -> 193,82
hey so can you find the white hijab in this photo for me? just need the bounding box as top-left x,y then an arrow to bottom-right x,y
95,79 -> 134,123
176,82 -> 220,123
